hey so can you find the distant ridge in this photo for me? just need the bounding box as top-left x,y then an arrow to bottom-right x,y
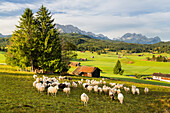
113,33 -> 161,44
56,24 -> 110,40
0,33 -> 12,38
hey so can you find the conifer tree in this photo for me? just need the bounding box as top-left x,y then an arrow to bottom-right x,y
35,5 -> 61,72
113,60 -> 124,75
6,8 -> 37,71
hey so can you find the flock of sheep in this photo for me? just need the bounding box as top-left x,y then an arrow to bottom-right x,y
32,74 -> 149,106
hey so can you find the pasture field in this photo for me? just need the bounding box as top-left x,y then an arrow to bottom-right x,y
69,51 -> 170,86
0,65 -> 170,113
0,51 -> 5,63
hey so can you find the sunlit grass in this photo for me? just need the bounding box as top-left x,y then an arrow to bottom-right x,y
0,65 -> 169,112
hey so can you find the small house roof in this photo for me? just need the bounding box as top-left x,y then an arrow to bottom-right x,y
72,66 -> 101,75
152,73 -> 170,78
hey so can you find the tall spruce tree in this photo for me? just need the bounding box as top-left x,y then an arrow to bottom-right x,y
6,8 -> 37,71
35,5 -> 61,72
113,60 -> 124,75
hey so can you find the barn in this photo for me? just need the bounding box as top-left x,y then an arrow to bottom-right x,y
72,66 -> 101,77
152,73 -> 170,82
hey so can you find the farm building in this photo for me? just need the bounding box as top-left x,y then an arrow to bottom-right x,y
69,62 -> 81,67
72,66 -> 101,77
152,73 -> 170,82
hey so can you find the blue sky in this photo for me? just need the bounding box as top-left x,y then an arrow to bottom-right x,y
0,0 -> 170,41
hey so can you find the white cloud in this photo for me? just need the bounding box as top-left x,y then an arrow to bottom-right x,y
0,2 -> 37,13
0,16 -> 19,35
0,0 -> 170,41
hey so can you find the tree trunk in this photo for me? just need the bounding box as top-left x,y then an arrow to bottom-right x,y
31,59 -> 34,72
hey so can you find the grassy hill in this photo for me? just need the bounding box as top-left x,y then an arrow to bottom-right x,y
0,65 -> 169,112
69,51 -> 170,86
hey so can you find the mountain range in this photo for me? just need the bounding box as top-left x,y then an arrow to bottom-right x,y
0,24 -> 162,44
56,24 -> 110,40
113,33 -> 161,44
0,33 -> 11,38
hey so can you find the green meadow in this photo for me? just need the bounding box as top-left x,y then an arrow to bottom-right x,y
0,65 -> 170,112
69,51 -> 170,86
0,51 -> 5,63
0,51 -> 170,112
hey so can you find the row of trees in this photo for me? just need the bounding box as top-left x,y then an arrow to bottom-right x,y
6,6 -> 76,73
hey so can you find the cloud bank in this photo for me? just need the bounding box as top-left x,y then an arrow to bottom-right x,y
0,0 -> 170,41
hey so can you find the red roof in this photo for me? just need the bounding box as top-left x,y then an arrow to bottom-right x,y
72,66 -> 100,75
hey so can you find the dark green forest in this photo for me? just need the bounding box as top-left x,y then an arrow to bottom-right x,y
1,33 -> 170,53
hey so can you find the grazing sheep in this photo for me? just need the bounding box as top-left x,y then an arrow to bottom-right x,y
81,79 -> 83,82
98,87 -> 103,94
112,88 -> 117,94
94,85 -> 98,93
78,81 -> 83,85
47,86 -> 59,96
99,80 -> 103,84
102,78 -> 105,81
118,93 -> 124,104
109,83 -> 116,86
33,74 -> 37,79
36,78 -> 40,83
81,93 -> 89,106
103,81 -> 106,84
87,86 -> 93,92
109,89 -> 115,100
33,81 -> 37,87
126,88 -> 130,93
136,88 -> 140,95
63,87 -> 70,96
72,82 -> 77,88
39,84 -> 46,93
64,82 -> 71,88
103,86 -> 110,94
83,83 -> 89,89
131,85 -> 136,95
117,89 -> 121,94
36,83 -> 42,89
144,87 -> 149,94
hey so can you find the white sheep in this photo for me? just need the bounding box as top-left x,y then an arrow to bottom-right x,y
63,87 -> 70,96
64,82 -> 71,87
33,74 -> 37,79
36,78 -> 40,83
94,85 -> 98,93
33,81 -> 37,87
47,85 -> 59,96
81,79 -> 83,82
131,85 -> 136,95
118,92 -> 124,104
83,83 -> 90,89
87,86 -> 93,92
109,83 -> 116,86
124,87 -> 130,93
36,83 -> 42,89
78,81 -> 82,85
98,87 -> 103,94
81,93 -> 89,106
72,82 -> 77,88
117,89 -> 121,94
103,86 -> 110,94
136,88 -> 140,95
39,84 -> 46,93
144,87 -> 149,94
103,81 -> 106,84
